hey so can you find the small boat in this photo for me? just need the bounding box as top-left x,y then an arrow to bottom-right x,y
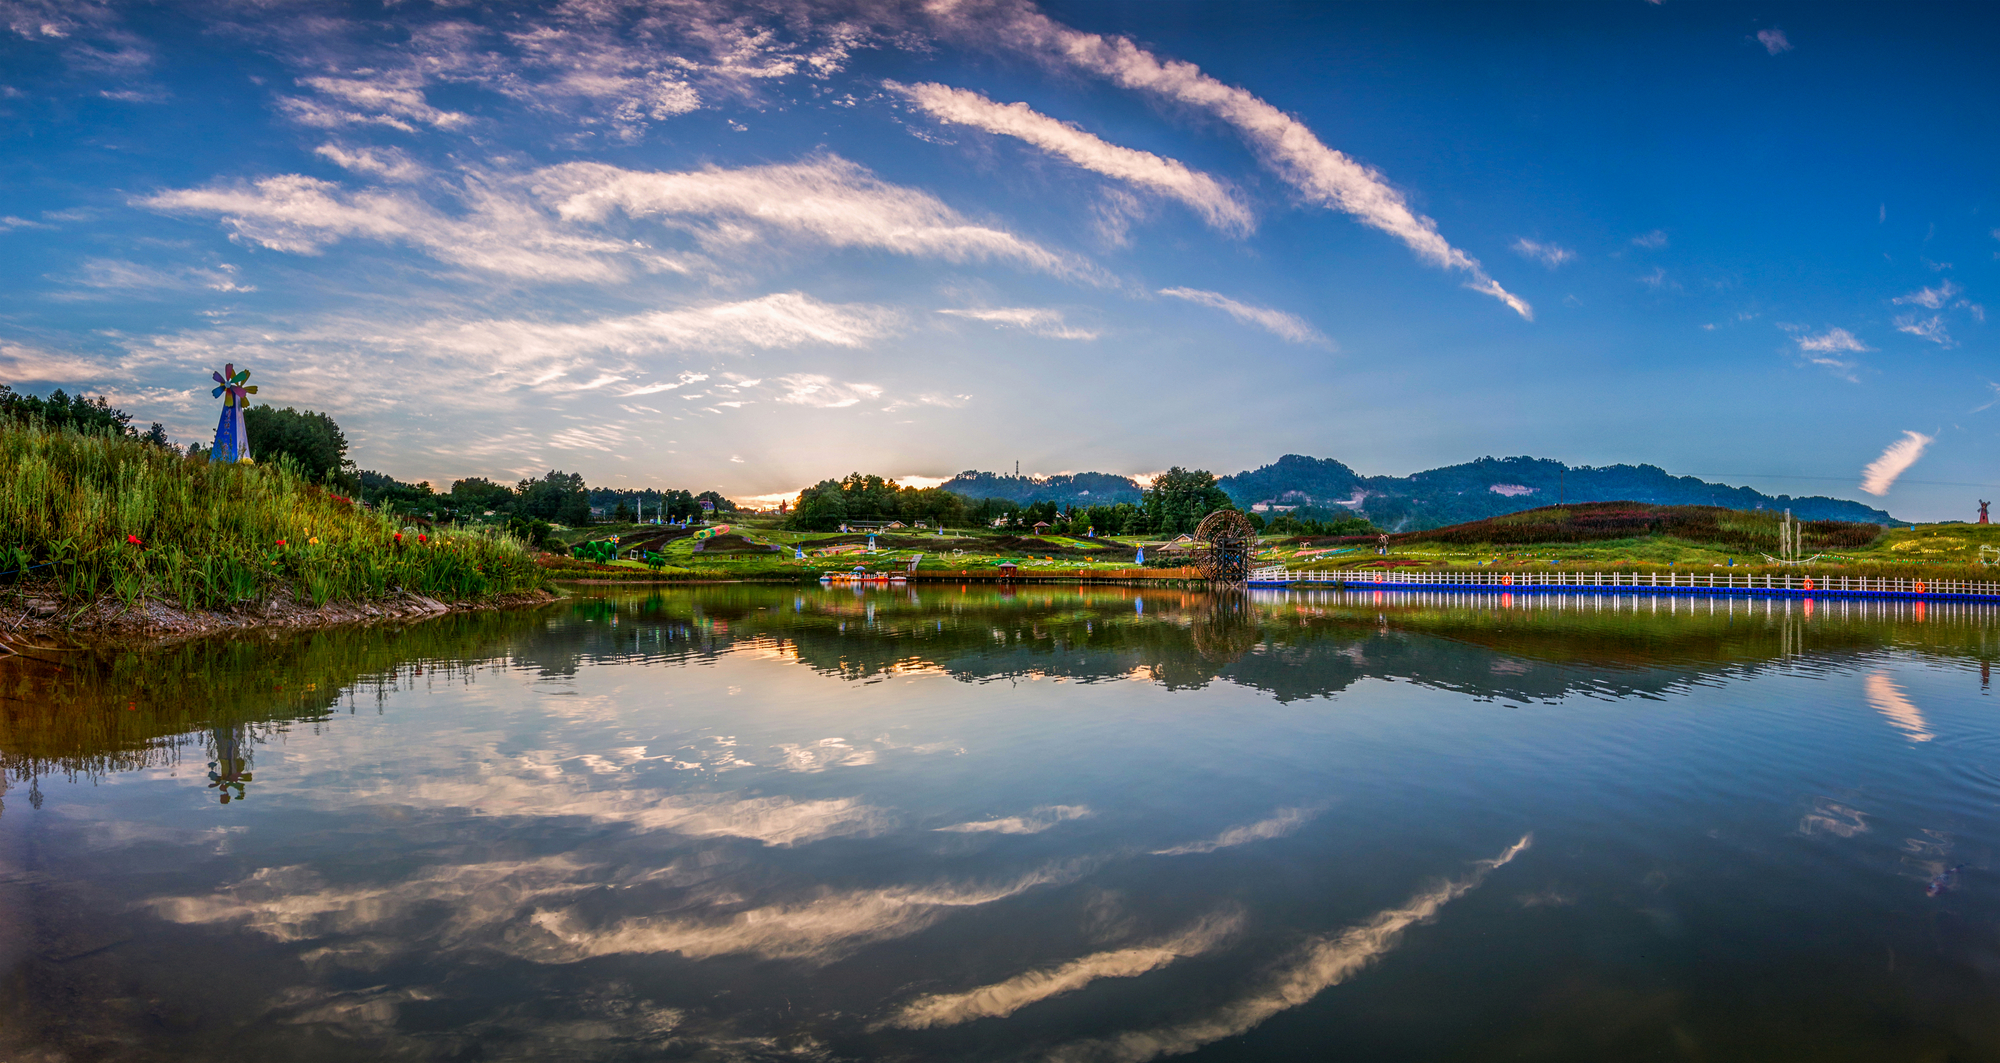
820,566 -> 907,584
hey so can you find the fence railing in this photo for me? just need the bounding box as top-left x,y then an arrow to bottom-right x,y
1249,567 -> 2000,599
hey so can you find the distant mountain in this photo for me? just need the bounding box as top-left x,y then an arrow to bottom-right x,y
942,455 -> 1901,529
940,470 -> 1145,507
1219,455 -> 1900,529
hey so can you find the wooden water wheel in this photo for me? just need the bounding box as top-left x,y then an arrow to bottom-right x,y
1193,510 -> 1257,585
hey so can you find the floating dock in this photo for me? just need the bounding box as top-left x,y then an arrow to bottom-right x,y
1248,567 -> 2000,601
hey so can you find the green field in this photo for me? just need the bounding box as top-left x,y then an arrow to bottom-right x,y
545,502 -> 2000,585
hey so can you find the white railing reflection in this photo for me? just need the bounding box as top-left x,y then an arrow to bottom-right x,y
1248,567 -> 2000,599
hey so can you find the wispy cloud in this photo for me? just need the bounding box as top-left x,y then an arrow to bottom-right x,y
1894,280 -> 1961,310
1151,806 -> 1318,856
1787,325 -> 1870,379
963,7 -> 1530,317
1756,28 -> 1794,55
1891,280 -> 1967,347
934,805 -> 1092,835
0,341 -> 118,383
401,294 -> 899,371
772,373 -> 884,408
1894,314 -> 1954,348
281,72 -> 469,132
881,909 -> 1242,1030
938,306 -> 1098,340
1047,836 -> 1531,1063
522,862 -> 1090,965
888,80 -> 1252,234
1510,238 -> 1574,268
1158,288 -> 1329,347
140,173 -> 651,282
1859,430 -> 1932,496
67,258 -> 254,293
1863,672 -> 1932,742
1631,229 -> 1669,249
538,155 -> 1089,279
313,143 -> 426,182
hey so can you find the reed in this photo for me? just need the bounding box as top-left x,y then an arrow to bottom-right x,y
0,422 -> 543,610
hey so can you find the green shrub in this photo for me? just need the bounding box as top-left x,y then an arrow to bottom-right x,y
0,422 -> 543,609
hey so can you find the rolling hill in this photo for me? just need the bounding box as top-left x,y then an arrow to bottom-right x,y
942,454 -> 1900,529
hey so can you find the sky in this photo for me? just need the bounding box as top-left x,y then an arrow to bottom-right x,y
0,0 -> 1995,518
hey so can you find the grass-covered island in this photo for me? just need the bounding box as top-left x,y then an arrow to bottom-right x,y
0,424 -> 547,637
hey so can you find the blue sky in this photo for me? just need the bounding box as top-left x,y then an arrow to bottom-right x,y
1,0 -> 1994,517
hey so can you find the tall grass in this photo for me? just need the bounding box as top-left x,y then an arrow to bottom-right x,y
0,422 -> 543,610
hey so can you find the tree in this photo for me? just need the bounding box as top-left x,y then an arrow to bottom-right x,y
517,470 -> 591,526
0,385 -> 135,436
1144,467 -> 1232,535
786,480 -> 849,531
244,405 -> 352,483
695,489 -> 737,514
505,515 -> 556,550
140,423 -> 173,448
613,498 -> 635,523
359,470 -> 436,514
449,477 -> 516,517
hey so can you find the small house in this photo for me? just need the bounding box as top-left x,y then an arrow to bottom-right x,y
1031,521 -> 1051,534
885,521 -> 906,529
997,561 -> 1018,576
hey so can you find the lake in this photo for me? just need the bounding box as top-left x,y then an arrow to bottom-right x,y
3,585 -> 1996,1060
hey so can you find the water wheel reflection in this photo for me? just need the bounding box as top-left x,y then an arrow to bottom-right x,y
1190,592 -> 1259,663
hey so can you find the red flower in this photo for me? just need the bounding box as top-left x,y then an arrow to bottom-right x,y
417,534 -> 428,545
126,534 -> 143,546
394,532 -> 403,543
276,539 -> 287,547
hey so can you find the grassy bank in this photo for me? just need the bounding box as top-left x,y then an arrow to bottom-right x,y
0,424 -> 543,612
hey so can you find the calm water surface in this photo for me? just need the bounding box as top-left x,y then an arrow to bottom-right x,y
2,586 -> 1997,1061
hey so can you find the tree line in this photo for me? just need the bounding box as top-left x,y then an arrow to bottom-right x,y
785,468 -> 1310,537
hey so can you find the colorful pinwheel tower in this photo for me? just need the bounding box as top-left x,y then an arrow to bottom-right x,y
208,363 -> 258,463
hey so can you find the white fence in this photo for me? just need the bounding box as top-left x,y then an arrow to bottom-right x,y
1249,567 -> 2000,599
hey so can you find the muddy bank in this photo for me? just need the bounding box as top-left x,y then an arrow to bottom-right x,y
0,585 -> 560,643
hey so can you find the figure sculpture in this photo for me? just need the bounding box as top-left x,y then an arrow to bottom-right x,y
207,363 -> 258,463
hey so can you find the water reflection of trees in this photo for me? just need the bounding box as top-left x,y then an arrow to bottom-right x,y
0,606 -> 558,813
6,586 -> 1997,805
538,585 -> 2000,704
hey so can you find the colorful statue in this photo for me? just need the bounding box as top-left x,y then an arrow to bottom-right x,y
208,363 -> 258,463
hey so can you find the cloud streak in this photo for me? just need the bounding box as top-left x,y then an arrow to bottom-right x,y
881,909 -> 1242,1029
1150,806 -> 1318,855
537,155 -> 1089,278
889,81 -> 1252,234
1859,430 -> 1932,496
1158,288 -> 1329,346
934,804 -> 1092,834
140,174 -> 648,282
1863,672 -> 1932,743
523,862 -> 1088,965
939,306 -> 1098,340
1047,835 -> 1531,1062
962,6 -> 1530,317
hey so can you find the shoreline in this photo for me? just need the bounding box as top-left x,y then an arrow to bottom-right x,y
1,586 -> 562,645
